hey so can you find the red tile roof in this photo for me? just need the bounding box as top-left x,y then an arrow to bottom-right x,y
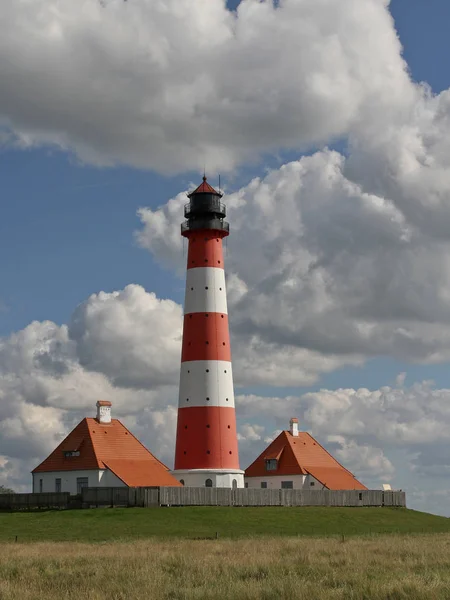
32,418 -> 181,487
245,431 -> 367,490
188,176 -> 220,196
103,460 -> 180,487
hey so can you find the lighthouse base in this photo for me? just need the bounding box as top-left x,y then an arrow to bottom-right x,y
171,469 -> 245,488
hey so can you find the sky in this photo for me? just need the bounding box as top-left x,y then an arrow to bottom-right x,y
2,0 -> 450,516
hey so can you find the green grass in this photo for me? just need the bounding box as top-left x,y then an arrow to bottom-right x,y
0,507 -> 449,543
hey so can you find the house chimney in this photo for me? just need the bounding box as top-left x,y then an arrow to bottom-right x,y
289,417 -> 299,437
96,400 -> 112,424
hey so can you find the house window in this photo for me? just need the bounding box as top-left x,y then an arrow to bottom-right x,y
76,477 -> 89,494
310,481 -> 315,487
64,451 -> 80,458
232,479 -> 238,489
245,482 -> 249,488
261,482 -> 267,489
281,481 -> 293,489
265,459 -> 278,471
359,493 -> 363,501
205,478 -> 213,488
55,478 -> 62,493
39,479 -> 43,493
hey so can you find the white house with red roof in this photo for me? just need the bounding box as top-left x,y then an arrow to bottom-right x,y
244,418 -> 367,491
32,401 -> 181,494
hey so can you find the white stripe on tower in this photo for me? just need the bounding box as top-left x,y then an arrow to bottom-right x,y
184,267 -> 228,315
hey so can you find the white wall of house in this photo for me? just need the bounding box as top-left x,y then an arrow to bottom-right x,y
32,469 -> 124,495
172,469 -> 245,488
245,474 -> 323,490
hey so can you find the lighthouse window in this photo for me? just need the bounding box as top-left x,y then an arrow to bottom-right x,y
207,450 -> 211,454
224,370 -> 227,373
186,398 -> 189,402
226,398 -> 229,402
227,425 -> 231,429
205,479 -> 213,487
232,479 -> 237,489
219,287 -> 222,291
206,369 -> 209,372
206,424 -> 210,428
180,480 -> 185,486
190,287 -> 193,291
205,286 -> 209,290
206,397 -> 210,401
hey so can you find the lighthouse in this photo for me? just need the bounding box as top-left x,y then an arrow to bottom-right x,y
171,177 -> 244,488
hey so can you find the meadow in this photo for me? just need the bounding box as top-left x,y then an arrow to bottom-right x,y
1,506 -> 450,543
2,534 -> 450,599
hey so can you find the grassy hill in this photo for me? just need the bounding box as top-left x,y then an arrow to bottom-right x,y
0,506 -> 449,543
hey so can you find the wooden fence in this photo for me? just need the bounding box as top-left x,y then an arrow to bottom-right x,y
81,487 -> 406,508
0,488 -> 406,511
0,492 -> 71,510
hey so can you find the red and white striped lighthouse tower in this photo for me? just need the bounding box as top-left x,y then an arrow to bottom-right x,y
172,177 -> 244,488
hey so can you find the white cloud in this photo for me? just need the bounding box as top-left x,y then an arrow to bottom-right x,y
326,435 -> 395,482
0,288 -> 181,489
236,379 -> 450,491
237,423 -> 265,442
69,285 -> 183,388
0,0 -> 412,172
137,148 -> 450,368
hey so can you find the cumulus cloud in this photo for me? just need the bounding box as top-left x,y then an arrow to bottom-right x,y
236,379 -> 450,490
0,286 -> 182,491
137,148 -> 450,368
69,285 -> 183,388
326,436 -> 395,483
0,0 -> 412,172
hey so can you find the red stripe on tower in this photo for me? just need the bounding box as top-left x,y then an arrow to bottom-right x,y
172,177 -> 244,488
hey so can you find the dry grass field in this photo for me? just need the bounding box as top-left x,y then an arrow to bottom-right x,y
2,534 -> 450,599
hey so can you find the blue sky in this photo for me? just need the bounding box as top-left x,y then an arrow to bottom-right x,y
2,0 -> 449,391
3,0 -> 450,514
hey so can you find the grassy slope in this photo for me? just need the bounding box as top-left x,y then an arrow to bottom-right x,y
0,507 -> 449,543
